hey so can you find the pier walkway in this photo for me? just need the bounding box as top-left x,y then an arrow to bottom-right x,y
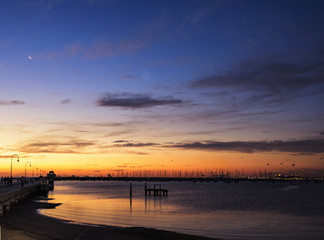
0,181 -> 40,216
0,181 -> 38,193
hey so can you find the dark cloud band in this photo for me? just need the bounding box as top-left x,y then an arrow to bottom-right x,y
21,140 -> 95,154
96,93 -> 183,108
111,139 -> 324,155
0,100 -> 25,105
190,56 -> 324,92
169,139 -> 324,154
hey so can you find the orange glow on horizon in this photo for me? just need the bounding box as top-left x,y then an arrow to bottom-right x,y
1,149 -> 322,177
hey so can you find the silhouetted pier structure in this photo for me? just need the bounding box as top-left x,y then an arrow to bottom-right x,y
0,171 -> 56,216
0,181 -> 40,216
145,183 -> 168,196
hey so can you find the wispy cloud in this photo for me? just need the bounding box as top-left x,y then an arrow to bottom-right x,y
36,36 -> 151,60
96,92 -> 183,109
60,99 -> 71,104
20,140 -> 95,154
85,122 -> 125,127
113,142 -> 158,147
86,38 -> 151,59
17,136 -> 324,155
168,139 -> 324,155
121,75 -> 137,79
106,137 -> 324,155
0,100 -> 25,105
125,151 -> 149,155
192,57 -> 324,90
190,52 -> 324,104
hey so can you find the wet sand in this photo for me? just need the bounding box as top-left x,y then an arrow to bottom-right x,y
0,197 -> 216,240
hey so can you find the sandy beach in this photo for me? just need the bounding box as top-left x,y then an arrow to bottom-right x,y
0,196 -> 216,240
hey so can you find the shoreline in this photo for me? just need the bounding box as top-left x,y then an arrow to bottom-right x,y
0,196 -> 216,240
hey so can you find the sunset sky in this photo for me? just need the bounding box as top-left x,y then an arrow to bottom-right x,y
0,0 -> 323,177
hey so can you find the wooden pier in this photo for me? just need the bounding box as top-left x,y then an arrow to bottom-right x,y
0,181 -> 41,216
145,183 -> 168,196
0,172 -> 56,216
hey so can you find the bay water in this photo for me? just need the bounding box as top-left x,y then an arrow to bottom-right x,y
39,181 -> 324,240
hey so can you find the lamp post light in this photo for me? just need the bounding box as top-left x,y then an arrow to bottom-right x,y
25,161 -> 31,178
10,154 -> 19,178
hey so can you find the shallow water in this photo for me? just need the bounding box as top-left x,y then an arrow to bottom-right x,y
39,181 -> 324,239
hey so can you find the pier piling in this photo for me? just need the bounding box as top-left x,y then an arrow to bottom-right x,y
130,183 -> 132,198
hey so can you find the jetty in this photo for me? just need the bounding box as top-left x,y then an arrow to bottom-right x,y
145,183 -> 168,196
0,172 -> 56,216
0,181 -> 40,216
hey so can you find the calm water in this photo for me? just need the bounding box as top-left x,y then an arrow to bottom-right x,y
39,181 -> 324,240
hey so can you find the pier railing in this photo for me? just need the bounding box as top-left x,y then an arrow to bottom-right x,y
145,183 -> 168,196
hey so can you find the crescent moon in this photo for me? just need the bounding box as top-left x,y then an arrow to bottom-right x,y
28,56 -> 32,60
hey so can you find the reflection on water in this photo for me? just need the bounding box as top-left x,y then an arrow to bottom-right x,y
39,181 -> 324,240
40,194 -> 192,228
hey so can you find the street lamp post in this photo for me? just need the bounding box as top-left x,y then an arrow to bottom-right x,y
25,161 -> 31,178
10,154 -> 19,178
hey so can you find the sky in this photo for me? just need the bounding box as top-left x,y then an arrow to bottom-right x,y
0,0 -> 324,177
